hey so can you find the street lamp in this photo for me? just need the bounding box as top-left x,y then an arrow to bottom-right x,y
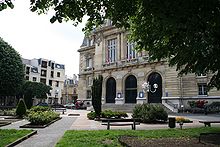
142,81 -> 158,93
54,89 -> 59,104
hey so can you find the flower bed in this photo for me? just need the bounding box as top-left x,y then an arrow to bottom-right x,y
20,106 -> 60,128
175,117 -> 193,123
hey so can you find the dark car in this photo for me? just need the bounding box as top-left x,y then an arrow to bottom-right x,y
51,103 -> 65,108
36,102 -> 49,107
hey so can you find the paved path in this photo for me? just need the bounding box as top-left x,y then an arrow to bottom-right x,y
1,110 -> 78,147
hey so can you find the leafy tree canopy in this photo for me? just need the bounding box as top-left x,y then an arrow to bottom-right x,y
0,37 -> 24,96
22,81 -> 52,99
2,0 -> 220,89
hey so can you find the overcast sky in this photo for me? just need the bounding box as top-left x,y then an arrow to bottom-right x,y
0,1 -> 86,77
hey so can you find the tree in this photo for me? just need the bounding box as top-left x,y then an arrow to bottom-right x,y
0,0 -> 14,11
16,99 -> 27,118
91,75 -> 103,118
21,81 -> 52,109
0,37 -> 24,97
2,1 -> 220,89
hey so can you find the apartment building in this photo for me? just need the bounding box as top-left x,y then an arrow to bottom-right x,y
22,58 -> 65,105
77,21 -> 220,111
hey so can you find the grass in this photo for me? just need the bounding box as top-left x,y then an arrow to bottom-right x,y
0,129 -> 32,147
56,127 -> 220,147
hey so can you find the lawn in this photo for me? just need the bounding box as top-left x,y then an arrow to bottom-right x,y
0,129 -> 33,147
56,127 -> 220,147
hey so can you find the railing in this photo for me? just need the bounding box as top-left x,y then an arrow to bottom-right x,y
165,100 -> 178,109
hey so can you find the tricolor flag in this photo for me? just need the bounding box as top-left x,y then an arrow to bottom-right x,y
106,48 -> 110,64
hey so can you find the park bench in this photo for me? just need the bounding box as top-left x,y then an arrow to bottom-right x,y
199,120 -> 220,127
52,108 -> 66,114
101,118 -> 140,130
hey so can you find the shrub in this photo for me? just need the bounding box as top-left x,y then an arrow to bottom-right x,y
87,110 -> 128,120
87,111 -> 97,120
30,106 -> 51,112
188,100 -> 208,108
16,99 -> 27,118
132,104 -> 168,123
175,117 -> 191,123
27,106 -> 59,125
101,110 -> 128,119
0,109 -> 16,116
27,111 -> 59,125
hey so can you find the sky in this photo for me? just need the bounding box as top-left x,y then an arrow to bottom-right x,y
0,1 -> 86,77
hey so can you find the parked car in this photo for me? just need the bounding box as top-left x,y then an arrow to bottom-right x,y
75,101 -> 86,109
36,102 -> 49,107
64,103 -> 75,109
51,103 -> 65,108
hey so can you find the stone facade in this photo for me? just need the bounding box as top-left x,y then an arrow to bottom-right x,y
78,23 -> 220,111
61,74 -> 78,104
22,58 -> 65,105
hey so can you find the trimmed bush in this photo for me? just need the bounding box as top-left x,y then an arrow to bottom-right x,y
87,111 -> 97,120
101,110 -> 128,119
27,111 -> 59,125
175,117 -> 191,123
16,99 -> 27,118
132,104 -> 168,123
30,106 -> 51,112
0,109 -> 16,116
27,106 -> 59,125
87,110 -> 128,120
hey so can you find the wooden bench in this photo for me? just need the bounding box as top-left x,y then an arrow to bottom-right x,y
101,118 -> 140,130
52,108 -> 66,114
199,120 -> 220,127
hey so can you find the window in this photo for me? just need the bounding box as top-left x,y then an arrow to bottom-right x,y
25,76 -> 29,80
57,72 -> 60,77
106,39 -> 117,63
198,83 -> 208,95
49,80 -> 52,86
33,77 -> 37,81
40,78 -> 46,84
127,42 -> 136,60
87,77 -> 92,86
41,70 -> 47,77
55,81 -> 59,87
196,73 -> 207,77
51,63 -> 54,69
87,90 -> 92,99
73,88 -> 76,94
41,61 -> 47,68
26,67 -> 30,74
51,71 -> 54,78
86,58 -> 92,68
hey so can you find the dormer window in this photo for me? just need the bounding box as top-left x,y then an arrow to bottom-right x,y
41,61 -> 47,68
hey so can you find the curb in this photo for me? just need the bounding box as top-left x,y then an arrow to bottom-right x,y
6,130 -> 37,147
0,122 -> 11,127
19,117 -> 62,128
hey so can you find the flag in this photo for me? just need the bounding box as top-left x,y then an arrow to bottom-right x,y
106,47 -> 110,64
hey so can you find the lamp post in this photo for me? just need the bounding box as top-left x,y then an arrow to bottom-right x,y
142,81 -> 158,93
55,89 -> 59,104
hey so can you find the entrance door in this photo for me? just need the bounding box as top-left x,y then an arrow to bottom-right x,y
148,72 -> 162,103
106,77 -> 116,103
125,75 -> 137,103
